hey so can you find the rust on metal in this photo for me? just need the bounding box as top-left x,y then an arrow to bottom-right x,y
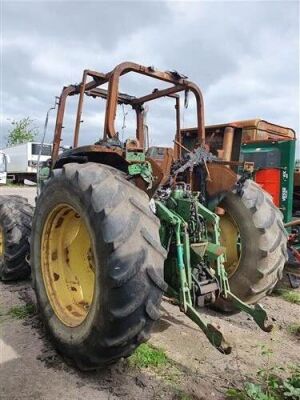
222,126 -> 234,162
204,119 -> 296,141
51,62 -> 206,166
150,148 -> 174,186
176,119 -> 296,168
206,164 -> 238,197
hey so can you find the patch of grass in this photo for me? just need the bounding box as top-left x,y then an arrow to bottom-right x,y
273,289 -> 300,305
128,344 -> 195,398
288,323 -> 300,336
128,343 -> 169,369
128,343 -> 182,386
7,304 -> 36,319
226,365 -> 300,400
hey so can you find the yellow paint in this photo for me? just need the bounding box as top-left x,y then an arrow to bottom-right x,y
41,204 -> 95,327
219,211 -> 241,277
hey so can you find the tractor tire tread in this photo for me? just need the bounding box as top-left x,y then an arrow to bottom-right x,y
0,196 -> 34,281
31,162 -> 166,370
218,179 -> 287,310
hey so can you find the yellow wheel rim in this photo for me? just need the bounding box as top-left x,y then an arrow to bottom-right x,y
219,211 -> 241,277
0,226 -> 3,257
41,204 -> 95,327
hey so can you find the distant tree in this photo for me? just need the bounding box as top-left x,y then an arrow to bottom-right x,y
6,117 -> 38,146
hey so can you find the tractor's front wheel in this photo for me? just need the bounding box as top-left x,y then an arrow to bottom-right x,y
31,162 -> 166,370
216,179 -> 288,312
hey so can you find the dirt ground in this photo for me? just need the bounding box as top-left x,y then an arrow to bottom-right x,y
0,186 -> 299,400
1,186 -> 36,205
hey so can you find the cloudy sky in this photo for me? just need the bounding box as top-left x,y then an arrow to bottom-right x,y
0,0 -> 299,156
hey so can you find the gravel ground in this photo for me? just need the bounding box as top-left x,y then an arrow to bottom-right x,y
0,185 -> 36,205
0,186 -> 299,400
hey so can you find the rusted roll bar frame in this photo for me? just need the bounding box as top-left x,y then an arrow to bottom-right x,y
52,62 -> 205,163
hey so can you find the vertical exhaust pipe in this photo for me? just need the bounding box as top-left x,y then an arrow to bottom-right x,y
223,126 -> 234,161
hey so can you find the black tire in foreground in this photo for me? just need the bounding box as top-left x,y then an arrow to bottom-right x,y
31,162 -> 167,370
0,196 -> 34,281
216,179 -> 288,312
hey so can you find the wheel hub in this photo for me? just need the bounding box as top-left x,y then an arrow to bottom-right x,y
41,204 -> 95,327
219,211 -> 241,277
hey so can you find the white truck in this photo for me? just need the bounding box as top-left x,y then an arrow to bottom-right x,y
0,152 -> 8,184
1,142 -> 52,183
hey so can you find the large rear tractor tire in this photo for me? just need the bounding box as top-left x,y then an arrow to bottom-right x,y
0,196 -> 33,281
216,179 -> 288,312
31,162 -> 167,370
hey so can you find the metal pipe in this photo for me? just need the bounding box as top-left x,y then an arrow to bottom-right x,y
73,70 -> 88,148
284,219 -> 300,228
52,85 -> 77,164
131,84 -> 185,105
222,127 -> 235,161
37,99 -> 58,195
175,97 -> 181,159
103,62 -> 205,144
135,106 -> 144,147
52,62 -> 206,156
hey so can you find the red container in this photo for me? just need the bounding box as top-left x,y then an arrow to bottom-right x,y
255,168 -> 281,207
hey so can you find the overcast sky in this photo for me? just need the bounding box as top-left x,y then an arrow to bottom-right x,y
0,0 -> 299,156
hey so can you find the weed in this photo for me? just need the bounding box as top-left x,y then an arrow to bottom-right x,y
227,371 -> 300,400
273,289 -> 300,305
288,323 -> 300,336
226,358 -> 300,400
128,342 -> 181,385
128,343 -> 169,369
227,383 -> 278,399
7,304 -> 36,319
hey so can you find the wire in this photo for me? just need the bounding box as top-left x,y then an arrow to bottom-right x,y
121,104 -> 128,142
